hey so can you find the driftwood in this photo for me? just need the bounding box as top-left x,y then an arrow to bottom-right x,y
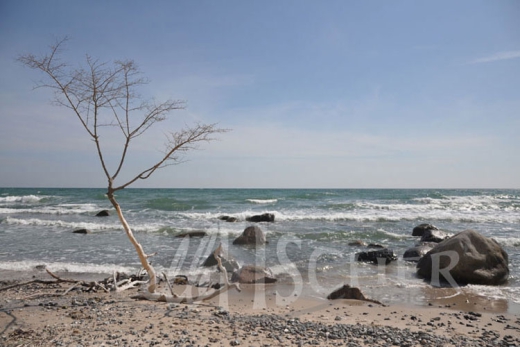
0,244 -> 240,303
132,243 -> 241,303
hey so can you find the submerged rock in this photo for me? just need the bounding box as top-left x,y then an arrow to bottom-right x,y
417,229 -> 509,285
219,215 -> 238,222
175,231 -> 207,238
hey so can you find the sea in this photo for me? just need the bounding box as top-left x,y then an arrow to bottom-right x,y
1,188 -> 519,312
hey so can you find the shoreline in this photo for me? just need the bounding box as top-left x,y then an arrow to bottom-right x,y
1,270 -> 519,346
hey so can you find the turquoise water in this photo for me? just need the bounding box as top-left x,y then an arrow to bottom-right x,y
1,188 -> 519,309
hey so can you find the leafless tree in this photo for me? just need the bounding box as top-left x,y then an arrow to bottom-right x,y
18,38 -> 238,301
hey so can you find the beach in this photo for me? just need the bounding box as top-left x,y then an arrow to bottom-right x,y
1,269 -> 519,346
1,188 -> 519,345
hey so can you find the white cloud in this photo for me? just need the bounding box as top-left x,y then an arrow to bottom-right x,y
469,50 -> 520,64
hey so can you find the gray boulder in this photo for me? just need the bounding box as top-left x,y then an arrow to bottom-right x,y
412,223 -> 438,237
416,230 -> 509,285
233,226 -> 267,245
231,265 -> 277,284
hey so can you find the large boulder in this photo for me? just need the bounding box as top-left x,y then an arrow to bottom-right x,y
420,228 -> 450,243
201,246 -> 240,273
231,265 -> 277,284
233,226 -> 267,245
246,213 -> 275,223
417,230 -> 509,285
412,223 -> 438,237
403,243 -> 436,262
355,248 -> 397,265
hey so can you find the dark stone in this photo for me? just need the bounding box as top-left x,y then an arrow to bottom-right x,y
246,213 -> 275,223
327,284 -> 382,305
232,226 -> 267,245
348,240 -> 367,247
72,229 -> 91,234
219,216 -> 238,222
420,229 -> 450,243
403,243 -> 435,262
201,246 -> 240,273
231,265 -> 277,284
412,223 -> 438,237
175,231 -> 207,238
417,229 -> 509,285
355,248 -> 397,265
95,210 -> 110,217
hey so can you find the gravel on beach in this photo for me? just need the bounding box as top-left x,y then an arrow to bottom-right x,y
1,280 -> 520,347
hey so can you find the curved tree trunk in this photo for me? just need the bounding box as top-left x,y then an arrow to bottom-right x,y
107,191 -> 157,293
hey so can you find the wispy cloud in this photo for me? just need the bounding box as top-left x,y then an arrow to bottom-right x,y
469,50 -> 520,64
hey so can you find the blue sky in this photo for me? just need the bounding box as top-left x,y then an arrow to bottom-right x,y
1,1 -> 519,188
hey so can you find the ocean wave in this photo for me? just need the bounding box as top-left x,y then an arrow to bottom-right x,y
0,203 -> 101,215
247,199 -> 278,204
177,209 -> 519,224
0,195 -> 48,204
2,216 -> 121,231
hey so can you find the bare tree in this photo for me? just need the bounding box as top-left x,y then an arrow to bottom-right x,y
18,38 -> 238,301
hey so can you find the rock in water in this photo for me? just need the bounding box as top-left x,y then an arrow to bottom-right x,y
356,248 -> 397,265
219,215 -> 238,222
412,223 -> 438,237
417,229 -> 509,285
175,231 -> 207,238
233,225 -> 267,245
246,213 -> 275,223
72,228 -> 91,234
95,210 -> 110,217
231,265 -> 277,284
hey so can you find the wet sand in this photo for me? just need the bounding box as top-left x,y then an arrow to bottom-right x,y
1,270 -> 519,346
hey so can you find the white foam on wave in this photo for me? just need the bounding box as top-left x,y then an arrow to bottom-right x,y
0,260 -> 136,274
0,203 -> 100,215
3,216 -> 121,231
0,195 -> 47,204
247,199 -> 278,204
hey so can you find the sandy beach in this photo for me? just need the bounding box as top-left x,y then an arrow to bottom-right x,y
1,270 -> 519,346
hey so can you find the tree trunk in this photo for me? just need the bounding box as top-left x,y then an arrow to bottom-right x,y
107,191 -> 157,293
